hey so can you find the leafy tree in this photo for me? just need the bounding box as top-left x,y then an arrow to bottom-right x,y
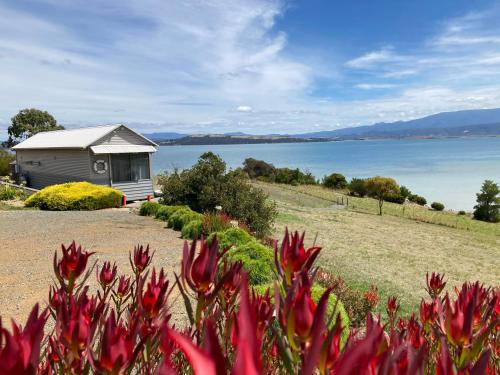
473,180 -> 500,223
323,172 -> 348,189
160,152 -> 277,237
348,178 -> 368,197
6,108 -> 63,147
399,186 -> 411,199
408,194 -> 427,206
0,150 -> 15,176
365,176 -> 400,215
243,158 -> 275,179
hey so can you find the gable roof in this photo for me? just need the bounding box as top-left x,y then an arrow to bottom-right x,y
12,124 -> 158,150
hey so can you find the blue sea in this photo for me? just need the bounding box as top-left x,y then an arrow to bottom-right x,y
152,137 -> 500,211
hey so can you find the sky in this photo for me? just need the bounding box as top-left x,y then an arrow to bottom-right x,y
1,0 -> 500,136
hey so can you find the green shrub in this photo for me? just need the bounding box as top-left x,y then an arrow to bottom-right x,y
25,182 -> 122,210
155,205 -> 186,221
348,178 -> 367,197
400,185 -> 412,199
323,173 -> 348,189
458,210 -> 467,216
409,194 -> 427,206
168,208 -> 200,230
431,202 -> 445,211
473,180 -> 500,223
0,150 -> 15,176
159,152 -> 277,238
383,192 -> 405,204
211,227 -> 255,250
139,201 -> 161,216
0,184 -> 18,201
181,219 -> 204,239
243,158 -> 276,179
227,241 -> 274,285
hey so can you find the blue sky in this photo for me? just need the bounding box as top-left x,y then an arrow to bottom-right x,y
1,0 -> 500,135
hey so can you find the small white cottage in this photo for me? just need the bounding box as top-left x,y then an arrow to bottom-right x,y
12,124 -> 158,201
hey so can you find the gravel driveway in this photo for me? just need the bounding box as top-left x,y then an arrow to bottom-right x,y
0,209 -> 186,324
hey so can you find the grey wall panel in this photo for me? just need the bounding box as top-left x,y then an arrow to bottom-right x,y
94,127 -> 150,146
112,180 -> 154,201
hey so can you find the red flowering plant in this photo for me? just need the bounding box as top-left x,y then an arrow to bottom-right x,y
0,229 -> 498,374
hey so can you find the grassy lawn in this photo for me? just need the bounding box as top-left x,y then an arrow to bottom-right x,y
0,201 -> 33,211
256,181 -> 500,315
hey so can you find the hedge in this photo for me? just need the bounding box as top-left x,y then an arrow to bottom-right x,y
25,182 -> 122,210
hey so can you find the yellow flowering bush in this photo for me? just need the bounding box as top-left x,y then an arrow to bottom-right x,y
25,182 -> 123,210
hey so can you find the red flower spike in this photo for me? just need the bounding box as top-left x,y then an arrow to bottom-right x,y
54,241 -> 94,282
98,261 -> 117,288
48,286 -> 64,310
275,228 -> 321,286
387,296 -> 400,324
130,244 -> 153,274
139,268 -> 170,319
426,272 -> 447,299
91,312 -> 140,374
167,329 -> 217,375
181,237 -> 227,294
202,319 -> 226,375
115,275 -> 131,298
231,274 -> 261,375
0,304 -> 48,374
420,299 -> 438,326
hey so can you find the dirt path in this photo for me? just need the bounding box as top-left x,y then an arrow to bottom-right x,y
0,209 -> 185,324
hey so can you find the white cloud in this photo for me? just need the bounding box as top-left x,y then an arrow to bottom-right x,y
345,47 -> 406,69
355,83 -> 397,90
237,105 -> 253,112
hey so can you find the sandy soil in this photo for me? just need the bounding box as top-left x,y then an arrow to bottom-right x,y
0,208 -> 186,324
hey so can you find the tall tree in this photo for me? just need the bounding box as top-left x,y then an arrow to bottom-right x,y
6,108 -> 64,147
473,180 -> 500,223
365,176 -> 400,216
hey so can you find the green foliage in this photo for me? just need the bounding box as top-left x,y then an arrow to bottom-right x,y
0,184 -> 19,201
0,150 -> 15,176
25,182 -> 122,210
159,153 -> 277,238
383,192 -> 405,204
473,180 -> 500,223
399,185 -> 412,199
168,208 -> 201,230
7,108 -> 64,147
365,176 -> 400,215
211,227 -> 254,250
458,210 -> 467,216
275,167 -> 316,185
323,173 -> 348,189
348,178 -> 368,197
154,205 -> 186,221
139,201 -> 162,216
408,194 -> 427,206
227,241 -> 274,285
202,212 -> 232,235
431,202 -> 445,211
243,158 -> 276,179
181,220 -> 204,239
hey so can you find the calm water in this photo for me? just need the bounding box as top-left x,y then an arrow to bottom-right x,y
152,137 -> 500,211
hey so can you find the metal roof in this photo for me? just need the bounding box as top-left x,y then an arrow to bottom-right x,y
11,124 -> 157,150
90,145 -> 157,154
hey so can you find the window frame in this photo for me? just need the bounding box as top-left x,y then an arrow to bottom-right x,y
110,153 -> 151,183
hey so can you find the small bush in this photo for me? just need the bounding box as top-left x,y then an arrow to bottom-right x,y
168,208 -> 200,230
431,202 -> 445,211
458,210 -> 467,216
0,184 -> 18,201
383,192 -> 405,204
323,173 -> 348,189
139,201 -> 161,216
181,219 -> 204,239
408,194 -> 427,206
202,212 -> 232,234
154,205 -> 186,221
25,182 -> 122,210
211,227 -> 254,250
227,241 -> 274,285
0,150 -> 15,176
348,178 -> 367,197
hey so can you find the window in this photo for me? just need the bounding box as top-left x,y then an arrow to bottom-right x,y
111,153 -> 150,182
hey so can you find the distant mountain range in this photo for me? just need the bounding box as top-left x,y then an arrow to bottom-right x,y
143,107 -> 500,144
